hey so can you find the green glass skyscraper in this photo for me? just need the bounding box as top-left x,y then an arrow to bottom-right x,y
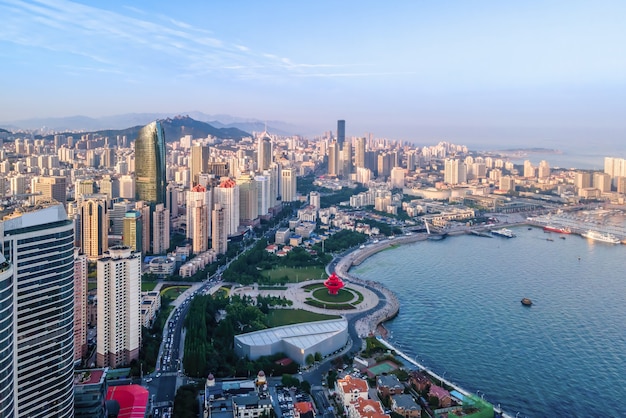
135,121 -> 166,205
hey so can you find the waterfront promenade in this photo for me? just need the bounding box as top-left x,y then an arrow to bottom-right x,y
330,230 -> 513,418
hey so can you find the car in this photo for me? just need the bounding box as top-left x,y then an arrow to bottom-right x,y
145,377 -> 152,383
156,372 -> 161,378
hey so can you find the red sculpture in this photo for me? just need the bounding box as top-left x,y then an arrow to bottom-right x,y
324,272 -> 345,295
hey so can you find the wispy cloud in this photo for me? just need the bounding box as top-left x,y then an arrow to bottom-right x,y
0,0 -> 381,80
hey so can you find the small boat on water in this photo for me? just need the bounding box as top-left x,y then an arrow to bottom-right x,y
521,298 -> 532,306
492,228 -> 515,238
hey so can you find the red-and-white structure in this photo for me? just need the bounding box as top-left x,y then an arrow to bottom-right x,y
324,272 -> 345,295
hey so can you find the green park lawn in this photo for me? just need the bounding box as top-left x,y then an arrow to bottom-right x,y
267,309 -> 341,327
160,285 -> 190,302
142,281 -> 158,291
312,287 -> 355,303
263,266 -> 327,283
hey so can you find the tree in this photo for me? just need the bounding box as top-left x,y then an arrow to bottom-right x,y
314,352 -> 322,362
305,353 -> 315,365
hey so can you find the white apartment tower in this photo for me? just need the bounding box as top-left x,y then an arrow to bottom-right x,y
444,159 -> 466,185
97,246 -> 141,368
187,185 -> 212,254
214,178 -> 240,236
1,204 -> 75,418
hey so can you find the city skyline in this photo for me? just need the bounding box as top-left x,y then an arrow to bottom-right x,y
1,1 -> 626,148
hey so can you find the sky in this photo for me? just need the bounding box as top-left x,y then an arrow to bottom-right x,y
1,0 -> 626,149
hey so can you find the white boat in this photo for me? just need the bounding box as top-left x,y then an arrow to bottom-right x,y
581,230 -> 621,244
491,228 -> 515,238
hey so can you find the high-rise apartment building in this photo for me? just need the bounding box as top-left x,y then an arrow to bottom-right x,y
152,203 -> 170,254
280,167 -> 297,202
538,160 -> 551,179
2,203 -> 75,417
254,175 -> 270,216
74,249 -> 88,363
328,141 -> 339,177
187,185 -> 212,254
444,159 -> 467,185
237,173 -> 258,224
354,137 -> 366,169
80,197 -> 109,259
214,178 -> 240,236
211,203 -> 228,255
523,160 -> 536,178
390,167 -> 405,189
135,201 -> 151,254
97,246 -> 141,368
135,121 -> 166,205
593,172 -> 611,193
309,191 -> 320,210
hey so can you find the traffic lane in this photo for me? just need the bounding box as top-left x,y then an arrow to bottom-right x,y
155,374 -> 177,404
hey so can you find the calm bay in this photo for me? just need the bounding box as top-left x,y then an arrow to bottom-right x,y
352,227 -> 626,417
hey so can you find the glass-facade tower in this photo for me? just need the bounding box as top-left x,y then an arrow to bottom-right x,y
2,203 -> 75,418
135,121 -> 166,205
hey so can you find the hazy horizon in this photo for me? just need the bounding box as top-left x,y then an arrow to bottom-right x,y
2,1 -> 626,146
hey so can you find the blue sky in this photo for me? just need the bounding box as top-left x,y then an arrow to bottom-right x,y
1,0 -> 626,147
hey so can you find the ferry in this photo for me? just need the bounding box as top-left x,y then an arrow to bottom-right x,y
491,228 -> 515,238
581,230 -> 621,244
543,225 -> 572,234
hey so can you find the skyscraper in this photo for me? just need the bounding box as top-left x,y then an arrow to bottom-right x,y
2,203 -> 75,417
135,121 -> 166,205
444,158 -> 467,185
257,134 -> 272,171
354,137 -> 366,169
97,246 -> 141,368
80,197 -> 109,260
328,141 -> 339,176
337,119 -> 345,148
0,253 -> 15,417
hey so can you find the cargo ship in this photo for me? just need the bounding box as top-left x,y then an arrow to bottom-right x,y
581,230 -> 621,244
543,225 -> 571,234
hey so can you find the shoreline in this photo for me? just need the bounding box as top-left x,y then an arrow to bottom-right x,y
331,230 -> 512,418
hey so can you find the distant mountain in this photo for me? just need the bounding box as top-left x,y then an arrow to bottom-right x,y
39,115 -> 251,142
0,111 -> 302,136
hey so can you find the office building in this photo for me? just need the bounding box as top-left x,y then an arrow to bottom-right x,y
152,203 -> 170,254
187,185 -> 212,254
123,211 -> 143,254
328,141 -> 339,177
74,250 -> 88,363
110,201 -> 134,236
74,368 -> 109,418
97,246 -> 142,368
135,121 -> 166,205
354,137 -> 366,169
211,203 -> 228,255
2,204 -> 75,417
119,174 -> 135,199
80,197 -> 109,259
257,134 -> 272,171
0,254 -> 14,417
31,175 -> 67,206
190,144 -> 210,187
337,119 -> 345,148
280,167 -> 297,202
255,175 -> 270,216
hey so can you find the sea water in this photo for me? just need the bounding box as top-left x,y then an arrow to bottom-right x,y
352,227 -> 626,417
